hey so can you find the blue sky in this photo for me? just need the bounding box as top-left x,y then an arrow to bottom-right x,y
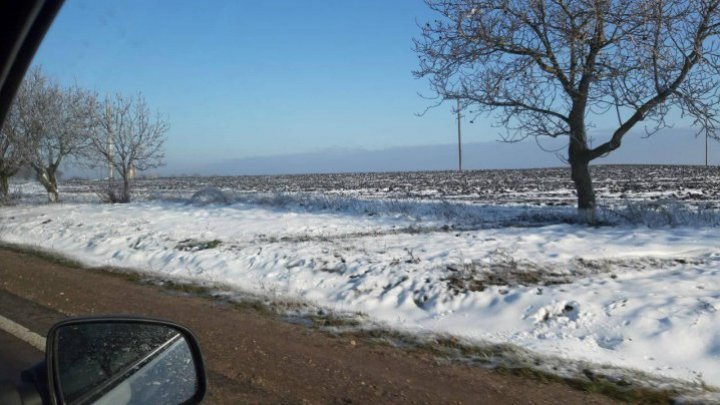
32,0 -> 713,175
33,1 -> 459,167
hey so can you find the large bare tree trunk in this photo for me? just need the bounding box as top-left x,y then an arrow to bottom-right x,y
122,176 -> 130,203
43,183 -> 60,203
0,174 -> 9,202
34,166 -> 59,203
571,160 -> 595,210
569,156 -> 596,223
567,114 -> 597,223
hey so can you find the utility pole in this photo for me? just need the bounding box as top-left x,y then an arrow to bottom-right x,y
105,103 -> 115,182
456,98 -> 462,173
107,135 -> 114,181
706,130 -> 709,167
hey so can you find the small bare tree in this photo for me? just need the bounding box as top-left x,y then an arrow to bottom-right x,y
0,100 -> 29,201
415,0 -> 720,221
16,68 -> 97,202
89,94 -> 168,202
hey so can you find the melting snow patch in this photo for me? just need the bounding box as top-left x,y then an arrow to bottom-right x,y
1,200 -> 720,393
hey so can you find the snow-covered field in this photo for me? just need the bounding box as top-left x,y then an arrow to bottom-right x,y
2,166 -> 720,394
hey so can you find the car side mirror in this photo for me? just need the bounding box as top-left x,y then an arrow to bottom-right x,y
45,317 -> 206,405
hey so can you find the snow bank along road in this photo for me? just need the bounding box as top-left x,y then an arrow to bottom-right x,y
2,195 -> 720,396
0,248 -> 614,404
0,169 -> 720,396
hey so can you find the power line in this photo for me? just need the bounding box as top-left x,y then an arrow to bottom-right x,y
456,98 -> 462,173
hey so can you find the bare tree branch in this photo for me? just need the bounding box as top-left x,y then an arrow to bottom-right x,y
88,93 -> 168,202
415,0 -> 720,216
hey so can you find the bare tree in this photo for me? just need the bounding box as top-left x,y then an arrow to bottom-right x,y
0,67 -> 51,202
0,99 -> 29,201
17,68 -> 97,202
89,94 -> 168,202
415,0 -> 720,221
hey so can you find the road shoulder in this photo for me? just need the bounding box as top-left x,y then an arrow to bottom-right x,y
0,247 -> 618,404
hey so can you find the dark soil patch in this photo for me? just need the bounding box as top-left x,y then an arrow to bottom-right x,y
175,239 -> 222,252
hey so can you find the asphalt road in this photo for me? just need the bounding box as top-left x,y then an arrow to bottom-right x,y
0,329 -> 41,384
0,288 -> 62,384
